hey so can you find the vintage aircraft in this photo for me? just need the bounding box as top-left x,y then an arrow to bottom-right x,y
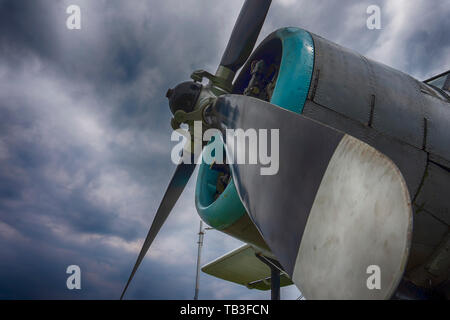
121,0 -> 450,299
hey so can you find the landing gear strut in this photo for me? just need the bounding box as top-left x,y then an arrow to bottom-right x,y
255,254 -> 282,300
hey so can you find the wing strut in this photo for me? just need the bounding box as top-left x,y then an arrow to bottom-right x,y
255,254 -> 281,300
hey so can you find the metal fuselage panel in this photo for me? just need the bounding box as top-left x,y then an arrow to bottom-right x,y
305,32 -> 450,290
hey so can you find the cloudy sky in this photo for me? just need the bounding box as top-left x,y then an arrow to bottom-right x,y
0,0 -> 448,300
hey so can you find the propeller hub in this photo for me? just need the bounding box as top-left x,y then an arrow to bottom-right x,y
166,81 -> 203,116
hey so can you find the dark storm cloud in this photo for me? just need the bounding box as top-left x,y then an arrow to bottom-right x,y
0,0 -> 60,63
0,0 -> 448,300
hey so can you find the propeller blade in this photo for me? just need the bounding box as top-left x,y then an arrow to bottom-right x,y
219,0 -> 272,73
120,159 -> 196,299
207,95 -> 412,299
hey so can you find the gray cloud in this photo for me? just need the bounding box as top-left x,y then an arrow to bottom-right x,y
0,0 -> 448,299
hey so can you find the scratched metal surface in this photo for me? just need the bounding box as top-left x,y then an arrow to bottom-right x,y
292,135 -> 412,300
302,100 -> 427,198
415,162 -> 450,226
423,94 -> 450,162
310,34 -> 373,125
310,33 -> 426,150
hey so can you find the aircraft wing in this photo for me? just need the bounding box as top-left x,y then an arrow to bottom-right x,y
201,244 -> 293,290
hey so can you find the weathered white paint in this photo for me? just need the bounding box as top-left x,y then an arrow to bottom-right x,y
292,135 -> 412,299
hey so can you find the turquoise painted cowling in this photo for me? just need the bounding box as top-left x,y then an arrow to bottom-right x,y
195,28 -> 315,230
